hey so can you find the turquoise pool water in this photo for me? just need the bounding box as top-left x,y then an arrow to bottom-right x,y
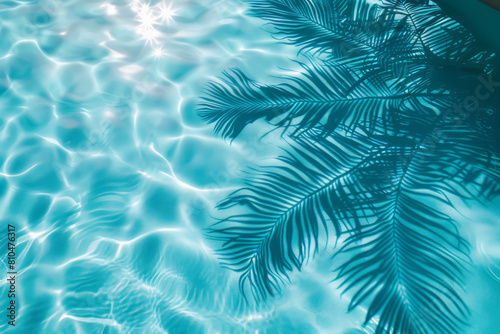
1,0 -> 500,333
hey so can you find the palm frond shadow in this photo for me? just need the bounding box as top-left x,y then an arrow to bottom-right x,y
334,112 -> 500,333
199,61 -> 453,139
199,0 -> 500,332
207,129 -> 382,301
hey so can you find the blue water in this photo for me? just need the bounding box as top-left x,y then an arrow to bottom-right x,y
1,0 -> 500,333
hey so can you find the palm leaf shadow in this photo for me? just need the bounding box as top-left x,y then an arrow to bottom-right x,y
208,129 -> 382,301
335,112 -> 500,333
199,61 -> 453,139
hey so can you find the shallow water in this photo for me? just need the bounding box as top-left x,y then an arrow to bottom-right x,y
0,0 -> 499,333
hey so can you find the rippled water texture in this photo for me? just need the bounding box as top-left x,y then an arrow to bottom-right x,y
0,0 -> 499,333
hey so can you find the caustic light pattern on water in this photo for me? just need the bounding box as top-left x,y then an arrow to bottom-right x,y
0,0 -> 500,333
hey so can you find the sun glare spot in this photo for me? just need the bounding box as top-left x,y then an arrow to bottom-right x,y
152,46 -> 165,58
130,1 -> 179,46
158,1 -> 178,24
